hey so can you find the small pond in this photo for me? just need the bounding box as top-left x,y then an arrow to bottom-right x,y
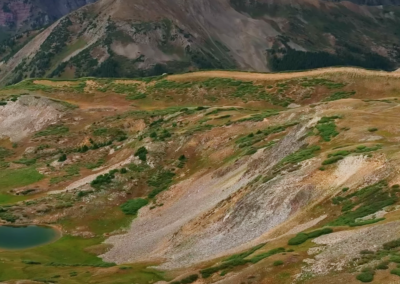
0,225 -> 60,250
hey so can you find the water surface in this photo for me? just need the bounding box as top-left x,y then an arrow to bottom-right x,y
0,225 -> 60,250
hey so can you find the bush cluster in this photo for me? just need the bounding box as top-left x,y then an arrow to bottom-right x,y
90,169 -> 119,189
288,228 -> 333,245
120,198 -> 149,215
135,146 -> 148,161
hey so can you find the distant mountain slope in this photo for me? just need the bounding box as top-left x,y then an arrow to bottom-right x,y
2,0 -> 400,84
0,0 -> 97,64
325,0 -> 400,5
0,0 -> 96,30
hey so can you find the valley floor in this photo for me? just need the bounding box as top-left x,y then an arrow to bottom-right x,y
1,68 -> 400,283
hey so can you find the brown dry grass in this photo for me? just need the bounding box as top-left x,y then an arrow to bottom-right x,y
33,80 -> 77,87
167,67 -> 400,82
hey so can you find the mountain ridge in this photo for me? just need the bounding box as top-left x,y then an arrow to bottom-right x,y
1,0 -> 400,85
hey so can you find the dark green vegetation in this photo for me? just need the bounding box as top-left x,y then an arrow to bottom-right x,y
322,145 -> 382,165
200,244 -> 285,278
324,91 -> 356,101
235,122 -> 297,149
34,125 -> 69,137
356,268 -> 375,282
135,146 -> 148,161
16,17 -> 73,80
273,260 -> 284,266
350,237 -> 400,282
120,198 -> 149,215
288,228 -> 333,245
147,170 -> 175,198
330,181 -> 397,226
249,247 -> 286,264
268,46 -> 393,72
170,274 -> 199,284
90,169 -> 119,190
277,145 -> 321,169
316,116 -> 341,142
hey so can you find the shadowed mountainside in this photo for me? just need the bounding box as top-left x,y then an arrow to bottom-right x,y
2,0 -> 400,85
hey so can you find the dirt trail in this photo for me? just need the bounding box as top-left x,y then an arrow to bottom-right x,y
167,67 -> 400,82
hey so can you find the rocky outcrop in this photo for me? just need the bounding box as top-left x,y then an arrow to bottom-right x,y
0,95 -> 66,142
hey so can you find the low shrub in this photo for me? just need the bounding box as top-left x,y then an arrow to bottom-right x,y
391,268 -> 400,276
147,169 -> 175,198
245,148 -> 257,155
329,181 -> 397,226
225,243 -> 265,261
383,238 -> 400,250
324,91 -> 355,101
288,228 -> 333,245
120,198 -> 149,215
0,212 -> 17,223
356,271 -> 374,282
135,146 -> 148,161
180,274 -> 199,284
90,169 -> 118,189
22,260 -> 41,265
34,125 -> 69,137
322,156 -> 344,165
46,261 -> 115,267
288,233 -> 309,245
200,258 -> 248,278
350,218 -> 385,227
328,150 -> 350,157
306,228 -> 333,238
249,247 -> 285,264
273,260 -> 284,266
58,154 -> 67,162
13,158 -> 37,166
390,255 -> 400,263
316,116 -> 340,141
278,145 -> 321,167
200,245 -> 279,278
376,261 -> 389,270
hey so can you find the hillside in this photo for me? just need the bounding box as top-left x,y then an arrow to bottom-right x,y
2,0 -> 400,85
326,0 -> 400,5
1,67 -> 400,283
0,0 -> 97,61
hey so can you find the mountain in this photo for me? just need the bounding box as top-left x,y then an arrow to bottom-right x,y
2,0 -> 400,85
0,0 -> 96,30
2,67 -> 400,283
0,0 -> 97,68
325,0 -> 400,5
